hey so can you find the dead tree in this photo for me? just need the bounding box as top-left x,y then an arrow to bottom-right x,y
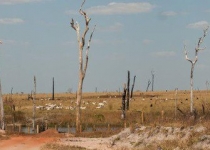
130,75 -> 136,99
184,26 -> 209,113
146,79 -> 151,92
32,76 -> 36,132
0,80 -> 4,130
151,70 -> 155,91
70,0 -> 96,133
52,77 -> 54,100
126,71 -> 130,110
121,84 -> 126,119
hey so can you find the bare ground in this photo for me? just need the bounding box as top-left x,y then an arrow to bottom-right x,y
1,126 -> 210,150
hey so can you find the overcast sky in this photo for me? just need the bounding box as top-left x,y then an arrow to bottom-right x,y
0,0 -> 210,94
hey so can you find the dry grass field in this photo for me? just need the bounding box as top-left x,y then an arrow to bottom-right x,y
2,90 -> 210,130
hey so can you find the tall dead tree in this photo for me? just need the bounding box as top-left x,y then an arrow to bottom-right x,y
121,84 -> 126,119
126,71 -> 130,110
184,26 -> 209,113
70,0 -> 96,133
146,79 -> 151,92
32,76 -> 36,132
151,70 -> 155,91
0,42 -> 4,130
52,77 -> 54,100
130,75 -> 136,98
0,80 -> 4,130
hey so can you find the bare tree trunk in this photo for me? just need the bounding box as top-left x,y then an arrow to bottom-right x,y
184,26 -> 208,113
76,74 -> 84,133
174,88 -> 178,120
0,80 -> 4,130
126,71 -> 130,110
70,0 -> 96,133
130,75 -> 136,98
190,65 -> 194,113
151,70 -> 154,91
52,77 -> 54,100
32,76 -> 36,132
146,80 -> 151,92
121,84 -> 126,119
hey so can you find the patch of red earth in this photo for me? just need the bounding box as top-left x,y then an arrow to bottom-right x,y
0,129 -> 63,150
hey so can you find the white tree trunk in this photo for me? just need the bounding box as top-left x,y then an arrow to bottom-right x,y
184,26 -> 208,113
71,0 -> 95,133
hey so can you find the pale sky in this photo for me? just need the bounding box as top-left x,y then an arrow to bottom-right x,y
0,0 -> 210,94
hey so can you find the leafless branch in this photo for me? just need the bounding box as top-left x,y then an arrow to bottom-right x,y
196,26 -> 209,53
184,45 -> 193,63
83,25 -> 96,77
79,0 -> 91,48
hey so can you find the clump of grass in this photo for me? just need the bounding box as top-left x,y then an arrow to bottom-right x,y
41,143 -> 86,150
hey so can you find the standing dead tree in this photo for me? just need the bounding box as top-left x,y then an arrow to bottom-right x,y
130,75 -> 136,99
184,26 -> 209,113
0,42 -> 4,130
32,76 -> 36,132
0,80 -> 4,130
126,71 -> 130,110
70,0 -> 96,133
52,77 -> 54,100
121,84 -> 126,119
146,79 -> 151,92
151,70 -> 155,91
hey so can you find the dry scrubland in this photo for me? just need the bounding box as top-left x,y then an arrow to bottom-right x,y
1,90 -> 210,150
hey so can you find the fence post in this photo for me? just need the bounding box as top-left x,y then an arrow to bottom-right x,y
141,112 -> 144,124
28,126 -> 30,134
45,122 -> 48,131
108,124 -> 110,131
80,125 -> 82,133
93,125 -> 96,131
161,110 -> 164,120
18,124 -> 21,133
68,124 -> 70,134
37,125 -> 39,133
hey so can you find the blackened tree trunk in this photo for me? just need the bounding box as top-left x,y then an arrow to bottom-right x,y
146,80 -> 151,92
151,70 -> 154,91
130,75 -> 136,98
126,71 -> 130,110
52,77 -> 54,100
32,76 -> 36,132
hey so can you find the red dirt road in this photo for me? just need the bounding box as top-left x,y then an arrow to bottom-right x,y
0,129 -> 62,150
0,136 -> 54,150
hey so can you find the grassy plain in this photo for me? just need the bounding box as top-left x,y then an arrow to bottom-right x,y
2,90 -> 210,131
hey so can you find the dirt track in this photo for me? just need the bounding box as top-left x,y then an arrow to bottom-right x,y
0,129 -> 62,150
